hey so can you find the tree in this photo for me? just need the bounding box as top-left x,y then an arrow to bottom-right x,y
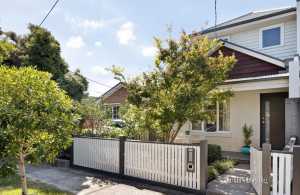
0,66 -> 76,195
112,32 -> 236,142
0,24 -> 88,100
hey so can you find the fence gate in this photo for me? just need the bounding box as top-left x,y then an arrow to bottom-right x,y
250,146 -> 294,195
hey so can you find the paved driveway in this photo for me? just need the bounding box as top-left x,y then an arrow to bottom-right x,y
26,165 -> 194,195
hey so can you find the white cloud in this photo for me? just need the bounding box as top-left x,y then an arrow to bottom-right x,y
78,19 -> 104,29
94,41 -> 103,47
91,66 -> 109,76
66,36 -> 85,49
87,51 -> 94,56
65,16 -> 123,31
142,46 -> 158,57
117,21 -> 136,45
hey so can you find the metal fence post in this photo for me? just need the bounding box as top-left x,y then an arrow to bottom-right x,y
293,146 -> 300,195
119,136 -> 126,176
262,143 -> 271,195
199,140 -> 208,192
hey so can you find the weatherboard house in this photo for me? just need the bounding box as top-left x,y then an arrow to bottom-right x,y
102,2 -> 300,152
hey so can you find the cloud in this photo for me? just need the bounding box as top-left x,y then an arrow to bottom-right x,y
142,46 -> 158,57
66,36 -> 85,49
86,51 -> 94,56
90,66 -> 110,76
94,41 -> 103,47
65,16 -> 123,31
117,21 -> 136,45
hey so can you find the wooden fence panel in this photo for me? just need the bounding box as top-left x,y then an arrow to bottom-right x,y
124,141 -> 202,190
73,137 -> 120,173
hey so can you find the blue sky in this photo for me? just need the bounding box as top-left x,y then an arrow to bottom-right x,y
0,0 -> 296,96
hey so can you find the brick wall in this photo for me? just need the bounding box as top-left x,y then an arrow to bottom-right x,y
103,87 -> 128,104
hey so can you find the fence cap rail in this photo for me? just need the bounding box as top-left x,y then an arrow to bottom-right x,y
73,136 -> 120,141
125,139 -> 204,146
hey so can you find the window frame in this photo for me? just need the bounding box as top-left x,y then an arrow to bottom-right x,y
259,23 -> 284,49
111,104 -> 120,120
191,101 -> 230,133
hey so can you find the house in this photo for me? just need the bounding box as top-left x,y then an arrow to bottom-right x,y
101,83 -> 128,122
101,1 -> 300,152
176,2 -> 300,152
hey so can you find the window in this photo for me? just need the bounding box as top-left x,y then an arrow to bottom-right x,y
260,24 -> 283,48
112,105 -> 120,120
192,100 -> 230,132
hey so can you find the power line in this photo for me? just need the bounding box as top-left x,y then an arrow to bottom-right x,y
68,70 -> 112,88
214,0 -> 218,37
39,0 -> 60,26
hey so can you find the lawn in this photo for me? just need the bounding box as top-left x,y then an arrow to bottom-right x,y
0,175 -> 72,195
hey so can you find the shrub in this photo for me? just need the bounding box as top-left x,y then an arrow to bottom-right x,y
208,166 -> 219,181
242,124 -> 253,147
213,159 -> 235,174
208,144 -> 222,164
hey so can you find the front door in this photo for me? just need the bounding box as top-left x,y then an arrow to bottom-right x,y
260,93 -> 288,150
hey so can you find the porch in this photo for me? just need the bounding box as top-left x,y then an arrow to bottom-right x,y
175,74 -> 290,152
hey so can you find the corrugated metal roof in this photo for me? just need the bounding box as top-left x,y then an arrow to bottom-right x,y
201,7 -> 296,34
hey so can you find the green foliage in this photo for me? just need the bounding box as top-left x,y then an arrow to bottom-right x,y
208,159 -> 235,181
208,144 -> 222,164
0,24 -> 88,100
212,159 -> 235,174
208,166 -> 219,181
101,127 -> 127,138
111,32 -> 236,142
75,97 -> 110,133
0,66 -> 76,175
242,124 -> 253,147
0,40 -> 16,64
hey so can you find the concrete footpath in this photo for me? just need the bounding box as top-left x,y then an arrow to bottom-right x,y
26,165 -> 194,195
206,164 -> 256,195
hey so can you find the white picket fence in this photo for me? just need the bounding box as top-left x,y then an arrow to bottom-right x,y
73,137 -> 120,173
250,147 -> 293,195
72,137 -> 206,191
124,141 -> 202,190
271,152 -> 293,195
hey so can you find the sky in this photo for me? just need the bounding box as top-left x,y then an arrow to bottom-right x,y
0,0 -> 296,97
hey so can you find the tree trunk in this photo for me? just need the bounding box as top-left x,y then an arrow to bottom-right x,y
169,122 -> 183,143
19,152 -> 28,195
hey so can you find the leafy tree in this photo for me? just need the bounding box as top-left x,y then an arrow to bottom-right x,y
112,32 -> 236,142
0,66 -> 76,195
0,24 -> 88,100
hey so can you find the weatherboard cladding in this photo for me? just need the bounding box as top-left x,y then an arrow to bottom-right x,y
102,86 -> 128,104
212,46 -> 285,79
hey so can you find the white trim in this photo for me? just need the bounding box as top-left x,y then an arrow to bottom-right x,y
225,72 -> 289,83
224,42 -> 285,68
220,77 -> 289,92
259,23 -> 284,49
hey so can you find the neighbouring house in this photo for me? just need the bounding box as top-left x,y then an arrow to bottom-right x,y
101,83 -> 128,122
101,1 -> 300,152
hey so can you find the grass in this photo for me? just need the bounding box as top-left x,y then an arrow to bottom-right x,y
0,175 -> 72,195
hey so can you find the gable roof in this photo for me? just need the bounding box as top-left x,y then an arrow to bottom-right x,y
200,7 -> 296,34
101,82 -> 123,100
210,40 -> 286,68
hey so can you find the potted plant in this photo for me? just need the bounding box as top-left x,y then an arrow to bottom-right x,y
240,124 -> 253,155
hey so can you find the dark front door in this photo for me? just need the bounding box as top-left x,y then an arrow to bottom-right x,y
260,93 -> 288,150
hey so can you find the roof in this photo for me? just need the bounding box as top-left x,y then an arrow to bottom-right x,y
201,6 -> 296,34
210,40 -> 286,68
101,82 -> 123,100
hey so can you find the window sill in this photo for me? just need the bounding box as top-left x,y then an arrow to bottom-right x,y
190,130 -> 232,138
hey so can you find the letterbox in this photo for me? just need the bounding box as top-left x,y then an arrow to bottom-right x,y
186,148 -> 195,172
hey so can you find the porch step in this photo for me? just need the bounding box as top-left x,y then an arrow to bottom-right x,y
222,151 -> 250,164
